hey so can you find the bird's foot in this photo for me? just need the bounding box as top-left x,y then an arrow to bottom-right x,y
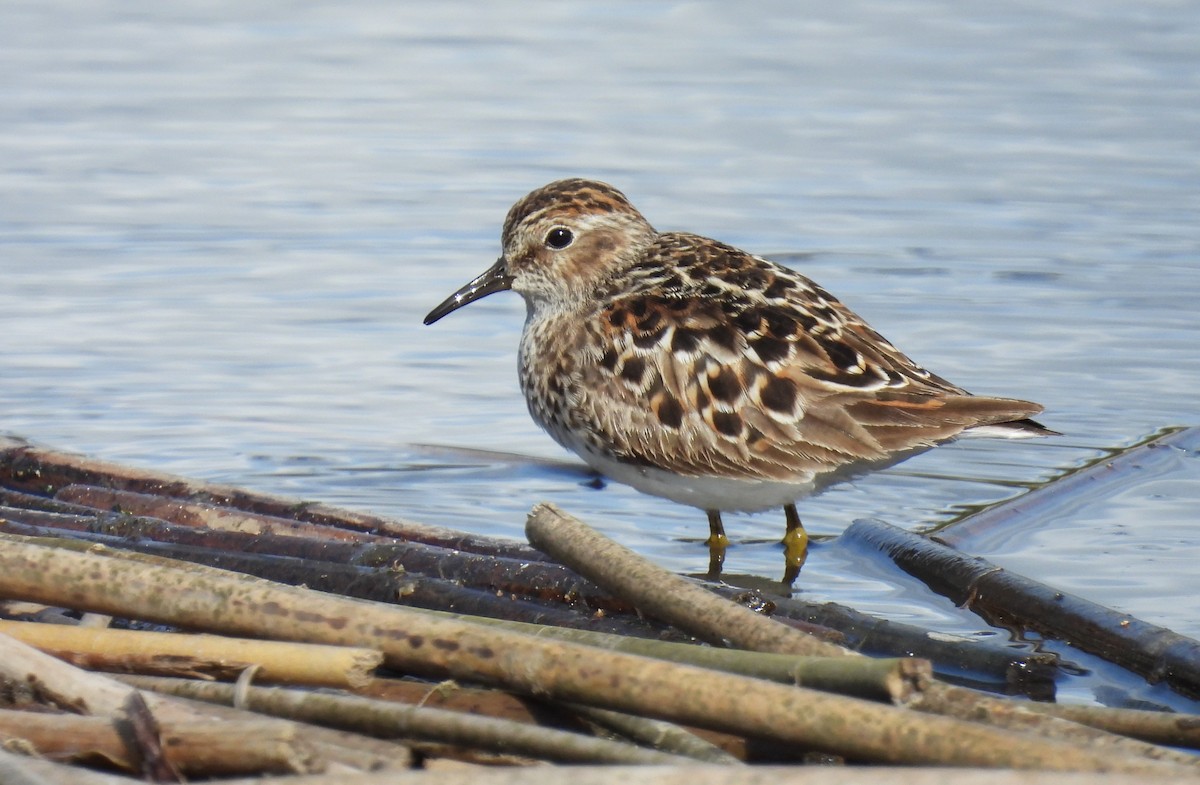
705,534 -> 728,580
780,526 -> 809,586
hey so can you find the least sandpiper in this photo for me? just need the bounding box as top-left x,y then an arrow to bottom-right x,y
424,178 -> 1054,579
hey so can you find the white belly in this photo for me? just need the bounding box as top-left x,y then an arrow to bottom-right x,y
578,448 -> 818,513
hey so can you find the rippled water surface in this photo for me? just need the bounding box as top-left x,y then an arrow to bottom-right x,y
3,2 -> 1199,709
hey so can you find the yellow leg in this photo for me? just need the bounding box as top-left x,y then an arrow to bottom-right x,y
705,509 -> 728,579
781,503 -> 809,585
705,509 -> 730,549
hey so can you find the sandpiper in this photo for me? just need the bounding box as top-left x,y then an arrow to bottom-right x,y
425,178 -> 1054,580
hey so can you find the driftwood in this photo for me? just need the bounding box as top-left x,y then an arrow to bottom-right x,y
416,609 -> 926,703
0,534 -> 1189,773
0,621 -> 381,688
356,677 -> 586,729
0,435 -> 542,560
0,516 -> 664,637
526,504 -> 853,658
562,704 -> 740,764
526,501 -> 1044,697
209,769 -> 1200,785
525,504 -> 1200,769
707,580 -> 1058,697
0,436 -> 1061,690
123,676 -> 697,766
46,484 -> 632,612
0,631 -> 413,774
0,707 -> 313,777
840,517 -> 1200,699
1,488 -> 1057,688
3,434 -> 1199,776
0,504 -> 638,619
1020,701 -> 1200,750
58,485 -> 378,542
355,679 -> 774,763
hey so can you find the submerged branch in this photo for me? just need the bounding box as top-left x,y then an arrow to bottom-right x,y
841,517 -> 1200,700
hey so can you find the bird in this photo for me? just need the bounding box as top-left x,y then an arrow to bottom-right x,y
424,178 -> 1055,580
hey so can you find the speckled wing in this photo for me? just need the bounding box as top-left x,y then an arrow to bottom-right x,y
569,233 -> 1046,483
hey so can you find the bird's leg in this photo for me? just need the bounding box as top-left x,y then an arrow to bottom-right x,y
705,509 -> 728,579
781,503 -> 809,585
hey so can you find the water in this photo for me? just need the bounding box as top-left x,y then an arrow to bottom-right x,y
2,2 -> 1199,710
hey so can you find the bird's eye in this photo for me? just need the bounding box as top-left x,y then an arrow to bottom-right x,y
544,227 -> 574,249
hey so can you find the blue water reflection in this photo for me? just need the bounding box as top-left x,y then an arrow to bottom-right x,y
2,2 -> 1198,709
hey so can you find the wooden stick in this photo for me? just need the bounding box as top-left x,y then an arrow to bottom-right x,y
0,534 -> 1184,772
56,485 -> 374,542
0,620 -> 381,688
1019,702 -> 1200,750
2,458 -> 1054,689
0,708 -> 314,777
0,517 -> 661,637
706,579 -> 1058,697
525,503 -> 852,658
415,608 -> 926,703
840,517 -> 1200,699
0,505 -> 1047,694
210,765 -> 1200,785
0,631 -> 412,773
122,676 -> 696,766
355,679 -> 764,763
0,499 -> 643,617
563,704 -> 741,764
0,436 -> 541,560
904,679 -> 1200,768
355,677 -> 581,728
525,504 -> 1200,769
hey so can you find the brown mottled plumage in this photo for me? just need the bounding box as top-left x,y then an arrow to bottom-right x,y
425,178 -> 1055,576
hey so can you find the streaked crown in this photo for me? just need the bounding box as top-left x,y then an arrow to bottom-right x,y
500,179 -> 657,309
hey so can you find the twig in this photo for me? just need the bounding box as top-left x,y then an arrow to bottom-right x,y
0,621 -> 381,688
0,517 -> 662,637
706,580 -> 1058,697
0,707 -> 311,777
564,704 -> 741,764
210,764 -> 1200,785
840,517 -> 1200,699
414,608 -> 924,703
0,435 -> 542,560
354,679 -> 757,762
0,499 -> 642,616
525,504 -> 1200,769
1019,702 -> 1200,750
903,680 -> 1200,768
525,503 -> 852,658
122,676 -> 694,766
0,533 -> 1186,772
119,690 -> 182,783
0,631 -> 410,773
57,485 -> 374,542
3,450 -> 1052,689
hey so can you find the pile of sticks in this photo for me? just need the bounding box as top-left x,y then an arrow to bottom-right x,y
0,432 -> 1198,783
